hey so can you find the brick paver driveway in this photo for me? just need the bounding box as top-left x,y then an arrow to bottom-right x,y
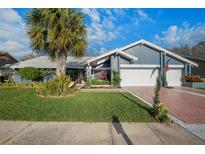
124,87 -> 205,124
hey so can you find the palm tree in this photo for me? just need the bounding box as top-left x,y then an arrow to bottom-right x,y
26,9 -> 87,75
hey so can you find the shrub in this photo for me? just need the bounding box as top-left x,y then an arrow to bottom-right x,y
34,82 -> 47,96
35,74 -> 77,97
153,77 -> 161,104
185,75 -> 203,82
153,102 -> 169,122
90,79 -> 110,85
86,77 -> 91,86
1,76 -> 16,87
0,80 -> 42,88
18,67 -> 44,81
152,77 -> 170,122
19,81 -> 40,88
112,70 -> 121,87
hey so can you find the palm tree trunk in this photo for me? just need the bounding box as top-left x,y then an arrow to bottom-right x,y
56,51 -> 67,75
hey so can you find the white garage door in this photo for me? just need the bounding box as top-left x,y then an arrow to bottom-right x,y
166,69 -> 182,87
120,68 -> 159,87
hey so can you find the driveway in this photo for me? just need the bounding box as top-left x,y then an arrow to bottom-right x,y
124,86 -> 205,124
0,121 -> 204,145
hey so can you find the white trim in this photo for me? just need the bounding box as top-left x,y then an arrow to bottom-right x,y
120,64 -> 184,69
120,64 -> 160,69
118,51 -> 138,61
94,57 -> 109,65
86,49 -> 138,64
168,65 -> 184,68
86,49 -> 118,64
119,40 -> 143,51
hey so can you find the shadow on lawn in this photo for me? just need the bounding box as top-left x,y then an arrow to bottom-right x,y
112,115 -> 133,145
120,93 -> 153,115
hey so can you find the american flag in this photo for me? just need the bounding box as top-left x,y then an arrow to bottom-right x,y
163,63 -> 169,72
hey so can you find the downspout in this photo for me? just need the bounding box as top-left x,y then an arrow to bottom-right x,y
188,64 -> 192,75
160,52 -> 163,86
117,55 -> 120,72
162,53 -> 167,87
86,63 -> 91,81
184,63 -> 188,76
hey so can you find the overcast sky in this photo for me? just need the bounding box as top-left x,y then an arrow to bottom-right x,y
1,8 -> 205,58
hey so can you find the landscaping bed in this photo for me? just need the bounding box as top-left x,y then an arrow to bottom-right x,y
182,81 -> 205,89
182,75 -> 205,89
0,87 -> 154,122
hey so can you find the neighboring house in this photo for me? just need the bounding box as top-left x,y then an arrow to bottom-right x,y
181,55 -> 205,78
11,56 -> 93,82
0,52 -> 18,82
11,39 -> 198,87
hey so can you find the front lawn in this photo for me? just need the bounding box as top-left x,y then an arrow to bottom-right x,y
0,88 -> 154,122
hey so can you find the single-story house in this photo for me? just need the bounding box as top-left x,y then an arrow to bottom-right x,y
0,52 -> 18,82
11,39 -> 198,87
11,56 -> 93,82
181,55 -> 205,78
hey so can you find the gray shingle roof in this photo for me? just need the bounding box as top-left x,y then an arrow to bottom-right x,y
11,56 -> 94,69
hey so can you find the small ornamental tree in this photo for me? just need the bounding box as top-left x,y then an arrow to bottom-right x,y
112,70 -> 121,87
153,77 -> 161,105
153,77 -> 170,122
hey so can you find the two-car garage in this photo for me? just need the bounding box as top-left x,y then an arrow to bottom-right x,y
84,39 -> 197,88
120,64 -> 183,87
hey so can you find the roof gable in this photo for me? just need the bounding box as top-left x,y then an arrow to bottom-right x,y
122,43 -> 160,65
86,39 -> 198,67
119,39 -> 198,66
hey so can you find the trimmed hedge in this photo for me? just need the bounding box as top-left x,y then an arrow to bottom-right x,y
18,67 -> 43,81
112,70 -> 121,87
90,79 -> 110,85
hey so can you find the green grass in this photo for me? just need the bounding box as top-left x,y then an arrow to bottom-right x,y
0,88 -> 154,122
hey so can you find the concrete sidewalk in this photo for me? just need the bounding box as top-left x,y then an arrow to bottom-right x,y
0,121 -> 204,145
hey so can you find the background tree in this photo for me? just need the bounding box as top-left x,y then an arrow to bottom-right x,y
172,41 -> 205,57
26,9 -> 87,75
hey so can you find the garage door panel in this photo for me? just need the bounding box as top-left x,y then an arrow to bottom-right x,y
120,68 -> 159,87
166,69 -> 182,87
